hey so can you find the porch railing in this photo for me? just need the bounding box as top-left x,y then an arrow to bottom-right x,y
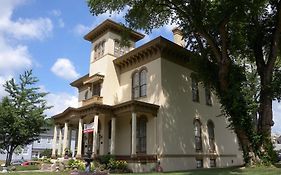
82,96 -> 103,106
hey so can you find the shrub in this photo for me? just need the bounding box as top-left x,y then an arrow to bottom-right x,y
41,149 -> 52,158
68,159 -> 85,171
108,158 -> 128,171
97,155 -> 115,166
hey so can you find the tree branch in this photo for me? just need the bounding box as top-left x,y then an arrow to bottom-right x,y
267,1 -> 281,71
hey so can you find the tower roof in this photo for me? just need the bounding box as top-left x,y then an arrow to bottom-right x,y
84,19 -> 145,42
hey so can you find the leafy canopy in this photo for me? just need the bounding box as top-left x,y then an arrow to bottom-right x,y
0,70 -> 50,165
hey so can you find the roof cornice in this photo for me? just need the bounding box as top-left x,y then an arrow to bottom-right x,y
113,36 -> 194,72
84,19 -> 145,42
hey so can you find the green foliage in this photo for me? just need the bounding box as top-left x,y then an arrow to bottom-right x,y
40,149 -> 52,158
68,159 -> 86,171
0,70 -> 51,166
107,158 -> 128,171
97,155 -> 115,166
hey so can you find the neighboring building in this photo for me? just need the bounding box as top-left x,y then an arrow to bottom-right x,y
51,19 -> 243,172
0,128 -> 75,161
272,133 -> 281,152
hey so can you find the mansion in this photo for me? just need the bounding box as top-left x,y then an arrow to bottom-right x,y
51,19 -> 243,172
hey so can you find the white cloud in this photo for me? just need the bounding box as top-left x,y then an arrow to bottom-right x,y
0,17 -> 53,40
0,0 -> 53,97
0,37 -> 32,75
49,9 -> 61,17
45,92 -> 78,117
73,10 -> 126,36
51,58 -> 79,80
74,24 -> 91,36
39,85 -> 78,117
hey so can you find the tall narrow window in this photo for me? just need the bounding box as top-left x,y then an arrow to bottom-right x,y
205,85 -> 212,106
132,68 -> 147,99
140,69 -> 147,97
92,83 -> 101,96
192,78 -> 199,102
207,120 -> 215,152
136,117 -> 147,154
210,159 -> 216,167
93,40 -> 105,61
194,119 -> 202,151
132,72 -> 140,99
114,40 -> 120,56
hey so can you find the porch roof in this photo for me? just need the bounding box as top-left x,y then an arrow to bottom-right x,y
52,100 -> 160,124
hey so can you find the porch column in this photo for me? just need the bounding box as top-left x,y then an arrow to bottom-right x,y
51,125 -> 58,158
76,118 -> 83,159
131,112 -> 137,157
58,127 -> 63,156
68,127 -> 72,157
110,117 -> 116,155
62,122 -> 69,156
92,114 -> 99,158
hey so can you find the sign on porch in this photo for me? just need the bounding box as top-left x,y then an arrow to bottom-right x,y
83,122 -> 94,133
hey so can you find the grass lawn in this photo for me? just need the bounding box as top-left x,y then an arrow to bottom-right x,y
3,167 -> 281,175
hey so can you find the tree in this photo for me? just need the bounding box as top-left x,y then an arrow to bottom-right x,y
0,70 -> 50,166
87,0 -> 281,164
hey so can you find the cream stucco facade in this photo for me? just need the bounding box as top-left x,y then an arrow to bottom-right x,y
52,19 -> 243,172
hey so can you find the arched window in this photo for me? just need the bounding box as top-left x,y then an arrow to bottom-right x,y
136,116 -> 147,154
140,69 -> 147,97
132,72 -> 140,99
132,68 -> 147,99
207,120 -> 215,152
194,119 -> 202,151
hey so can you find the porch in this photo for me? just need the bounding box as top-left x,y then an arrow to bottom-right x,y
51,100 -> 159,163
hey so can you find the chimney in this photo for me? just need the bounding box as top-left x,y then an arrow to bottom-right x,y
172,27 -> 185,47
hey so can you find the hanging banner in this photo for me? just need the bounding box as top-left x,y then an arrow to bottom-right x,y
83,122 -> 94,133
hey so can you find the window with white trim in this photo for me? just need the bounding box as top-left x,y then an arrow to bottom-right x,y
194,119 -> 202,151
208,120 -> 215,152
192,78 -> 199,102
140,69 -> 147,97
94,40 -> 105,61
136,116 -> 147,154
196,159 -> 203,168
132,68 -> 147,99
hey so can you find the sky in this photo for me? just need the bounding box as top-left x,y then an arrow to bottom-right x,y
0,0 -> 281,134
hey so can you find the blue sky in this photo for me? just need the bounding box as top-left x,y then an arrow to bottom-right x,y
0,0 -> 281,134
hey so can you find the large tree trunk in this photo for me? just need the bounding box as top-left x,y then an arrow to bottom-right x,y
258,74 -> 274,138
235,129 -> 258,165
256,71 -> 274,161
5,146 -> 13,167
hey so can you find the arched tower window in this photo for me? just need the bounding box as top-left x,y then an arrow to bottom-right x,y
194,119 -> 202,151
207,120 -> 215,152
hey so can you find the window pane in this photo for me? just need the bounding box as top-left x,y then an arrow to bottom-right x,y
205,85 -> 212,105
192,78 -> 199,102
196,159 -> 203,168
210,159 -> 216,167
208,121 -> 215,151
194,120 -> 202,151
137,117 -> 146,153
